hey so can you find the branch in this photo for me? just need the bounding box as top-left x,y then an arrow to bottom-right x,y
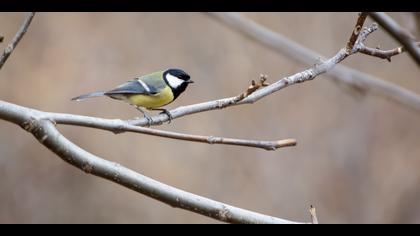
0,100 -> 305,224
207,12 -> 420,114
234,74 -> 270,102
0,101 -> 294,151
347,12 -> 368,52
359,42 -> 420,62
115,125 -> 296,151
368,12 -> 420,66
0,12 -> 35,70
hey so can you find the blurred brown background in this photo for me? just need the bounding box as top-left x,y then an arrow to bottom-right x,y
0,12 -> 419,223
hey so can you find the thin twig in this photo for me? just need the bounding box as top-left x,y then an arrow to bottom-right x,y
0,12 -> 35,70
368,12 -> 420,66
309,205 -> 319,224
359,42 -> 420,61
347,12 -> 368,52
234,74 -> 270,102
0,100 -> 304,224
119,125 -> 297,151
208,12 -> 420,114
356,23 -> 379,47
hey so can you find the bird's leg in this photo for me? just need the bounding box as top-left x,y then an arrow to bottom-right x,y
135,106 -> 153,127
150,108 -> 173,124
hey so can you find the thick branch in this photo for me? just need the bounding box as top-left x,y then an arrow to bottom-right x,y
208,12 -> 420,114
368,12 -> 420,66
0,100 -> 304,224
0,12 -> 35,70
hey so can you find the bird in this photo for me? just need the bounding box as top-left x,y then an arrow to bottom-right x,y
71,68 -> 193,125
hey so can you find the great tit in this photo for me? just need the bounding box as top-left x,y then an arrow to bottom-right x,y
71,68 -> 193,124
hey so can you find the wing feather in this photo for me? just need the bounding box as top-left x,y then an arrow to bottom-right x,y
104,80 -> 158,96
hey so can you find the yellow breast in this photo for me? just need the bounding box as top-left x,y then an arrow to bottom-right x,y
126,86 -> 174,109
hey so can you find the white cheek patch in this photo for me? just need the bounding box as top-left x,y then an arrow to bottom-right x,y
166,73 -> 184,89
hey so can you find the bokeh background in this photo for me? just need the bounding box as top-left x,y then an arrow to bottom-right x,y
0,12 -> 419,223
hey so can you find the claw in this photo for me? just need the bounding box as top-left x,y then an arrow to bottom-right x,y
134,106 -> 153,127
159,109 -> 173,124
144,114 -> 152,127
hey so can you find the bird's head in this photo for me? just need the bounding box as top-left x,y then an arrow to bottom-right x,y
163,68 -> 193,99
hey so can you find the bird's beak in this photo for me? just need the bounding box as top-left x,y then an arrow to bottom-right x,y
187,80 -> 194,84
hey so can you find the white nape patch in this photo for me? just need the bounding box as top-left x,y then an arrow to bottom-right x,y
137,79 -> 151,93
166,73 -> 184,89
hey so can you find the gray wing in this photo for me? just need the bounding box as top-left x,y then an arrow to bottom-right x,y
104,80 -> 159,96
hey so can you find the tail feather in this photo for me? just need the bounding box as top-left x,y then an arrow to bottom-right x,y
71,91 -> 106,101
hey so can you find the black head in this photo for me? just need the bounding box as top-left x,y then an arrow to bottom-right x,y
163,68 -> 193,99
165,68 -> 191,81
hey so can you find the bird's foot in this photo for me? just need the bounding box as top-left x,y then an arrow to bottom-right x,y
144,114 -> 153,127
159,109 -> 173,124
135,106 -> 153,127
